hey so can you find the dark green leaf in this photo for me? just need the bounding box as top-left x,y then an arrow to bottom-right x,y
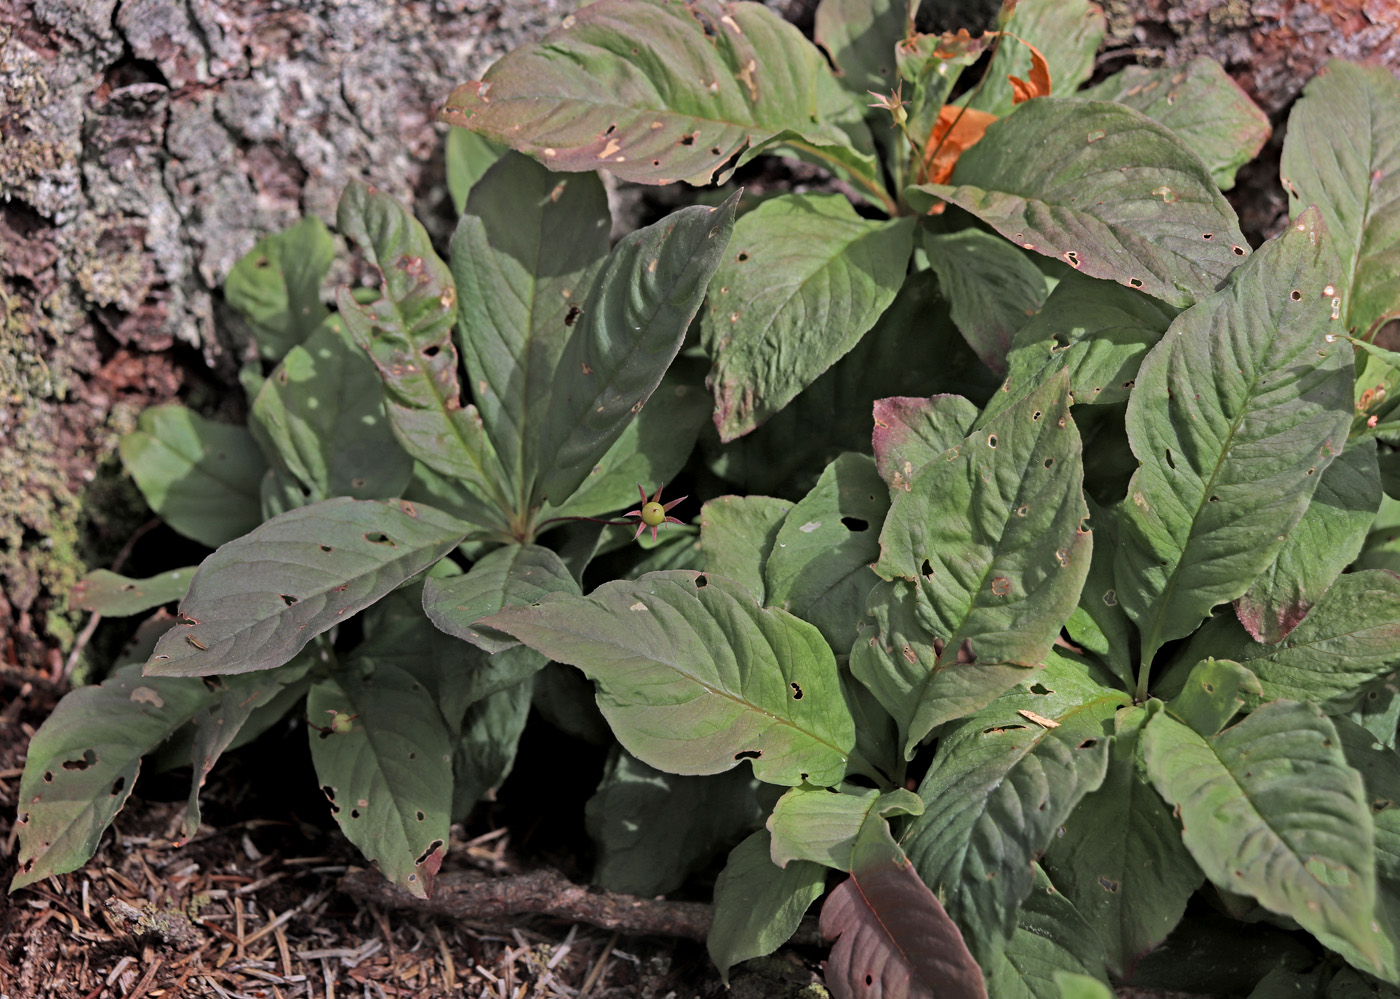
984,864 -> 1113,999
871,394 -> 979,492
923,228 -> 1049,375
451,680 -> 532,823
699,495 -> 793,604
480,570 -> 857,786
120,404 -> 267,549
1235,438 -> 1381,644
1081,57 -> 1270,191
708,830 -> 827,983
308,664 -> 453,898
224,216 -> 334,362
910,99 -> 1248,308
445,129 -> 507,214
534,195 -> 738,505
423,543 -> 579,654
450,153 -> 610,496
70,567 -> 196,617
766,453 -> 888,649
968,0 -> 1105,117
1335,716 -> 1400,985
1281,60 -> 1400,340
1327,968 -> 1400,999
1115,207 -> 1354,665
1143,702 -> 1389,977
144,498 -> 468,677
1061,498 -> 1134,690
703,194 -> 914,441
250,318 -> 413,503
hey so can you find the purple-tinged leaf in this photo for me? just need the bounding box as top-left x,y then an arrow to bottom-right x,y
871,395 -> 978,493
144,498 -> 469,678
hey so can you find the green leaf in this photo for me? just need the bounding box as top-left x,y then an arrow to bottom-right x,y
534,195 -> 738,505
868,370 -> 1092,754
1166,658 -> 1263,737
445,129 -> 507,215
250,318 -> 413,504
708,829 -> 827,983
144,498 -> 468,677
119,403 -> 267,549
984,864 -> 1112,999
449,153 -> 610,496
699,494 -> 793,604
1115,206 -> 1354,666
1328,968 -> 1400,999
871,394 -> 979,492
1281,60 -> 1400,340
768,784 -> 922,872
586,748 -> 765,897
11,666 -> 220,890
1350,678 -> 1400,750
480,570 -> 857,786
451,680 -> 532,823
968,0 -> 1105,118
442,0 -> 867,189
901,659 -> 1120,962
765,453 -> 889,650
423,543 -> 579,654
1061,498 -> 1134,690
1080,57 -> 1270,191
307,664 -> 453,898
1143,702 -> 1388,975
224,216 -> 334,362
335,181 -> 509,518
814,0 -> 909,100
703,194 -> 915,441
1171,570 -> 1400,713
1351,339 -> 1400,444
1055,973 -> 1117,999
910,98 -> 1249,308
69,567 -> 196,617
986,271 -> 1177,420
1334,716 -> 1400,984
923,228 -> 1049,375
1235,438 -> 1381,644
1042,701 -> 1203,976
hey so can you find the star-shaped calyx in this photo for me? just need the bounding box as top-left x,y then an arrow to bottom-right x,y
625,483 -> 687,542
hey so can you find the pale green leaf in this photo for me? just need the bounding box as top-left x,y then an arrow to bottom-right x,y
871,393 -> 979,492
224,216 -> 334,362
699,495 -> 793,604
768,784 -> 922,872
70,567 -> 196,617
709,830 -> 827,983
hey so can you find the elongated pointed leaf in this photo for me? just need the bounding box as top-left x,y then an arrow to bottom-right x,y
815,0 -> 908,100
250,318 -> 413,503
451,680 -> 532,822
1143,702 -> 1387,975
1335,716 -> 1400,985
901,658 -> 1121,962
450,153 -> 610,493
869,370 -> 1091,754
336,182 -> 509,517
699,494 -> 793,604
1235,438 -> 1381,644
11,666 -> 219,891
923,228 -> 1049,375
910,98 -> 1248,308
442,0 -> 864,188
968,0 -> 1105,118
534,195 -> 738,505
765,453 -> 888,649
1081,57 -> 1270,191
985,864 -> 1113,999
1061,498 -> 1134,690
872,394 -> 979,492
709,830 -> 827,983
768,784 -> 922,872
1115,206 -> 1354,665
70,567 -> 196,617
1173,570 -> 1400,713
704,194 -> 915,441
120,403 -> 267,549
308,664 -> 453,898
1043,702 -> 1203,976
480,571 -> 857,786
423,543 -> 579,654
445,129 -> 507,215
144,498 -> 468,677
1281,60 -> 1400,340
224,216 -> 334,362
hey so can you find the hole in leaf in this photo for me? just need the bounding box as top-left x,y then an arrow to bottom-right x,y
987,434 -> 998,448
651,159 -> 660,166
1201,682 -> 1216,694
1032,410 -> 1042,421
1043,457 -> 1054,469
734,750 -> 762,761
1374,799 -> 1393,813
111,776 -> 126,796
1208,495 -> 1219,502
1029,683 -> 1052,695
62,749 -> 97,771
423,344 -> 440,359
416,839 -> 445,865
1016,505 -> 1029,517
736,251 -> 749,262
364,532 -> 394,545
1202,233 -> 1214,240
680,133 -> 696,146
1306,467 -> 1316,476
43,771 -> 53,783
416,811 -> 425,821
1233,245 -> 1246,255
921,558 -> 933,576
1077,738 -> 1098,750
350,809 -> 360,819
564,305 -> 582,327
1122,379 -> 1135,389
319,544 -> 333,553
694,574 -> 708,588
280,594 -> 298,606
1128,277 -> 1143,289
1164,449 -> 1176,470
409,752 -> 417,760
1290,289 -> 1302,302
710,146 -> 721,155
840,517 -> 868,531
322,785 -> 336,801
790,682 -> 803,700
603,123 -> 616,136
1098,876 -> 1120,892
866,976 -> 874,987
991,577 -> 1011,596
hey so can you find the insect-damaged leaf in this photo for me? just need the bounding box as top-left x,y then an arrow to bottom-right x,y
532,195 -> 738,506
70,567 -> 196,617
11,666 -> 222,891
479,570 -> 857,787
449,153 -> 610,495
224,216 -> 334,363
120,403 -> 267,549
1081,57 -> 1270,191
1115,207 -> 1354,665
865,370 -> 1091,756
441,0 -> 864,188
872,394 -> 979,493
699,494 -> 793,604
1144,702 -> 1388,977
144,498 -> 469,678
703,193 -> 914,441
909,98 -> 1248,308
423,543 -> 580,655
336,181 -> 509,521
1281,60 -> 1400,340
308,664 -> 453,899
